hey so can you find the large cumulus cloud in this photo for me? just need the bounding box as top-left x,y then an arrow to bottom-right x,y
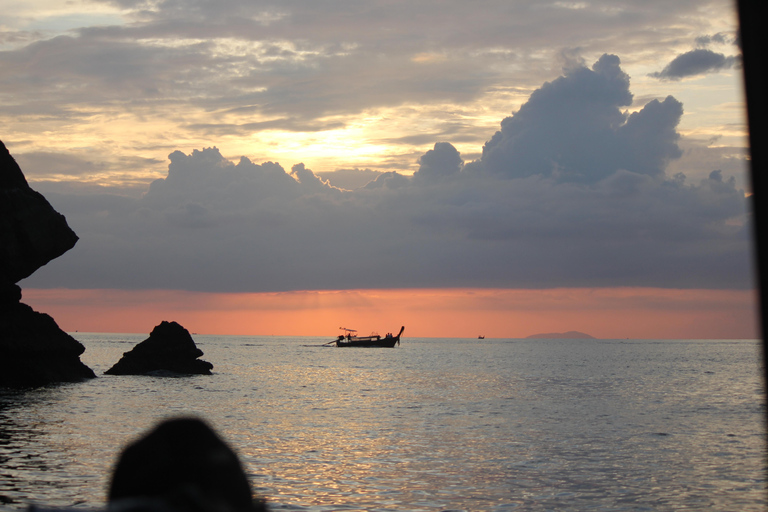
469,54 -> 685,183
24,55 -> 752,292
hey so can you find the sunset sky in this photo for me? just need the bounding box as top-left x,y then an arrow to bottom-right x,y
2,0 -> 757,338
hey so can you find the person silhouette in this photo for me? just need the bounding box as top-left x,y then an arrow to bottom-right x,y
108,418 -> 268,512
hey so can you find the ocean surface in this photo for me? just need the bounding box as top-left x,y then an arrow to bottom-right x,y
0,335 -> 766,511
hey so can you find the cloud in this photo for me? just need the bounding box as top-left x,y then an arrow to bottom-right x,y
413,142 -> 463,183
22,55 -> 752,294
2,1 -> 729,127
316,168 -> 384,190
186,118 -> 347,137
665,139 -> 749,188
2,0 -> 743,189
650,48 -> 739,80
13,151 -> 102,177
469,54 -> 682,183
694,32 -> 736,47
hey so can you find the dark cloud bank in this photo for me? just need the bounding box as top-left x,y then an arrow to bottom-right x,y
24,55 -> 752,293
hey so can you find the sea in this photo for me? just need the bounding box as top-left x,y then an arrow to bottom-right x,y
0,335 -> 766,511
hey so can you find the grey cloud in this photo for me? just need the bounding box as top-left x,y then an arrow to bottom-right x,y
0,34 -> 220,105
242,51 -> 490,120
290,163 -> 340,193
28,181 -> 148,199
186,118 -> 347,137
650,48 -> 739,80
142,148 -> 303,209
22,55 -> 752,293
91,0 -> 706,51
413,142 -> 463,183
694,32 -> 735,47
13,151 -> 164,184
316,169 -> 385,190
2,0 -> 733,144
14,152 -> 102,177
381,122 -> 487,147
5,26 -> 490,123
473,54 -> 682,183
362,171 -> 411,190
665,140 -> 749,190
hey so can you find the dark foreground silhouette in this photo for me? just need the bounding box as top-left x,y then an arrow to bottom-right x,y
0,139 -> 95,387
31,418 -> 269,512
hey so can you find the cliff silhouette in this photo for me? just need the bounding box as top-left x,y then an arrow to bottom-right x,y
0,139 -> 95,387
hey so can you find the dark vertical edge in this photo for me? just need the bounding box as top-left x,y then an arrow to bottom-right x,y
736,0 -> 768,443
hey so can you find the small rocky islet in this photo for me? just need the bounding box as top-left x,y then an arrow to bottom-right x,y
106,320 -> 213,376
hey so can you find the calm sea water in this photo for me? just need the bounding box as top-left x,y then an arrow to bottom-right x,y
0,335 -> 765,511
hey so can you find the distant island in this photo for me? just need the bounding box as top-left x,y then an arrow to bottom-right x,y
526,331 -> 596,339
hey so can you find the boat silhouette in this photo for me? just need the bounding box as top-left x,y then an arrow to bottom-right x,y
330,326 -> 405,347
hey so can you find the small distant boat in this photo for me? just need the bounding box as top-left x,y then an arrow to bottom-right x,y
331,326 -> 405,347
478,335 -> 485,339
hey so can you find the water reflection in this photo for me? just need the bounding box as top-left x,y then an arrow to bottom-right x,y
0,337 -> 765,511
0,388 -> 84,508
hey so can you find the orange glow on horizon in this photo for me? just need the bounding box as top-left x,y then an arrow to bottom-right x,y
20,287 -> 759,339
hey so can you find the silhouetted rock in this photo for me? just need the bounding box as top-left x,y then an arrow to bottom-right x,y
105,321 -> 213,376
0,139 -> 94,388
109,417 -> 268,512
0,301 -> 96,387
0,140 -> 78,285
0,282 -> 22,307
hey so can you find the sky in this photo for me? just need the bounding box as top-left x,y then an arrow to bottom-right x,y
1,0 -> 757,338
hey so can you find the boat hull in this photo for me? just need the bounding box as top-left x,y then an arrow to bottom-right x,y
336,337 -> 399,348
334,326 -> 404,347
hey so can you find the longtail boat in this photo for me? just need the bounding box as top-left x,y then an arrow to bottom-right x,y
331,326 -> 404,347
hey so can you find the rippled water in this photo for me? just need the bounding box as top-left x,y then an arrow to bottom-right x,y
1,336 -> 765,511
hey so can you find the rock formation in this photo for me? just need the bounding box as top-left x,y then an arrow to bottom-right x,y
0,141 -> 78,284
105,321 -> 213,376
0,139 -> 95,387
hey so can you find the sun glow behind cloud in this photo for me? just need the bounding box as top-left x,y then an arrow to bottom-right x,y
3,0 -> 747,187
